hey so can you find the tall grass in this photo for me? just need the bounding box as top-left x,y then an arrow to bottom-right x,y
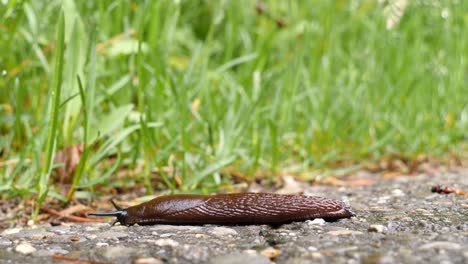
35,10 -> 65,218
0,0 -> 466,203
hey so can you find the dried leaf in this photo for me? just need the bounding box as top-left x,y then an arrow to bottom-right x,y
53,144 -> 83,184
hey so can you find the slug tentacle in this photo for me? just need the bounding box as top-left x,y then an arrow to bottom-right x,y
87,200 -> 129,225
110,199 -> 123,211
89,193 -> 354,226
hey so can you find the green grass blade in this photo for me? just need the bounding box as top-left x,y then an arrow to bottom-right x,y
183,156 -> 236,189
65,76 -> 88,201
35,9 -> 65,220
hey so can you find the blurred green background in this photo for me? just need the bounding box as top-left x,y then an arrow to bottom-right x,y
0,0 -> 466,205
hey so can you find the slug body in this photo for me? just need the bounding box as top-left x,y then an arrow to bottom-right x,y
89,193 -> 353,226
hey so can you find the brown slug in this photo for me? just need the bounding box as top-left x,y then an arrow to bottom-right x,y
88,193 -> 354,226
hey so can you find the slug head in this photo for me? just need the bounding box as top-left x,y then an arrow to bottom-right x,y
88,200 -> 130,226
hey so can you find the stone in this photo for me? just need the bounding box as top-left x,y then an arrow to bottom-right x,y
154,239 -> 179,247
392,189 -> 405,197
210,227 -> 238,237
0,238 -> 12,247
133,257 -> 164,264
86,234 -> 98,240
1,228 -> 22,236
307,246 -> 318,251
84,225 -> 102,232
70,236 -> 81,242
306,218 -> 326,225
368,224 -> 386,233
260,247 -> 281,258
15,243 -> 36,255
327,230 -> 363,236
111,225 -> 128,231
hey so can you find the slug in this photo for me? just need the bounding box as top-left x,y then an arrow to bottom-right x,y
88,193 -> 354,226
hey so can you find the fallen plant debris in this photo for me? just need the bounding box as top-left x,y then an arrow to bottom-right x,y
39,206 -> 106,224
53,144 -> 84,184
431,185 -> 467,196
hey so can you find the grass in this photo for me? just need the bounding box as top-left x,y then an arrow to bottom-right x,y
35,10 -> 65,218
0,1 -> 467,204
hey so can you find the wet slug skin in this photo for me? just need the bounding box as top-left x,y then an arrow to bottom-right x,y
88,193 -> 354,226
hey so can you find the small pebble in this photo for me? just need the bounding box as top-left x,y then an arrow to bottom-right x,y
86,234 -> 97,240
308,246 -> 318,251
84,225 -> 101,232
260,247 -> 281,258
368,224 -> 386,233
2,228 -> 22,236
15,243 -> 36,255
210,227 -> 238,237
155,239 -> 179,247
111,225 -> 127,231
0,239 -> 12,247
133,257 -> 164,264
377,196 -> 390,204
327,230 -> 363,236
307,218 -> 326,225
392,189 -> 405,197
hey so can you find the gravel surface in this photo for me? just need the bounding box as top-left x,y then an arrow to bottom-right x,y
1,170 -> 467,264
